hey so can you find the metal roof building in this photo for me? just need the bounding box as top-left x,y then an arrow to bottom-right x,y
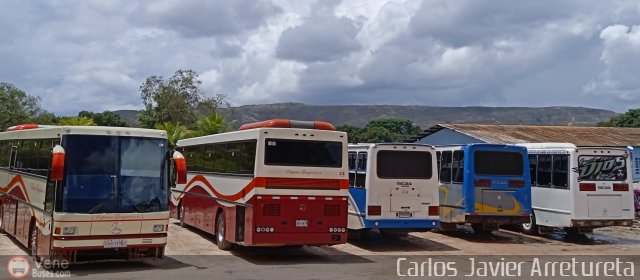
413,124 -> 640,182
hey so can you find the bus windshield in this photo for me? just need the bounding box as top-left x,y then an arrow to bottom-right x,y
59,135 -> 168,213
474,151 -> 524,176
376,150 -> 432,179
577,155 -> 626,181
264,139 -> 342,168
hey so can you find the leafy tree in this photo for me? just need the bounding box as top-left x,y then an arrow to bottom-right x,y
155,122 -> 193,149
0,82 -> 46,130
57,117 -> 96,126
365,118 -> 421,136
78,110 -> 127,127
598,109 -> 640,127
31,112 -> 58,125
195,112 -> 232,136
359,126 -> 396,142
138,69 -> 229,128
336,125 -> 364,143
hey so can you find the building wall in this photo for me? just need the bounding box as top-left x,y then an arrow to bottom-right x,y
414,128 -> 485,146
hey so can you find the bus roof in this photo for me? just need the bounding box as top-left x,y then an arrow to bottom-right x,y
515,142 -> 577,149
0,125 -> 167,140
177,127 -> 347,147
348,143 -> 435,149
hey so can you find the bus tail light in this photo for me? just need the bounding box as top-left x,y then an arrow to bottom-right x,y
474,179 -> 491,187
173,151 -> 187,184
50,145 -> 65,181
428,206 -> 439,216
613,183 -> 629,191
368,205 -> 381,216
508,180 -> 525,188
579,183 -> 596,191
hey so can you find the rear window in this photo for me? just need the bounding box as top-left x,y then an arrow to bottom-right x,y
474,151 -> 524,176
377,151 -> 432,179
264,139 -> 342,168
577,156 -> 626,181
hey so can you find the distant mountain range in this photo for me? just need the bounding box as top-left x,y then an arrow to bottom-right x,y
114,103 -> 617,129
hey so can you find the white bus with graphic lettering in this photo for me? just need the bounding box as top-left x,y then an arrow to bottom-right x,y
518,143 -> 634,235
0,124 -> 186,263
171,119 -> 349,249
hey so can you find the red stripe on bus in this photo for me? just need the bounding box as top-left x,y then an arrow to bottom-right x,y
1,175 -> 45,227
53,233 -> 167,241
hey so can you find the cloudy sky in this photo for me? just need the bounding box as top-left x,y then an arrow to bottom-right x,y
1,0 -> 639,115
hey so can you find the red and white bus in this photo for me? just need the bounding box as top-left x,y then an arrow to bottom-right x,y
0,124 -> 186,263
171,119 -> 349,249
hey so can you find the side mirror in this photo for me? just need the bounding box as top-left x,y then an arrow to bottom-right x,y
173,151 -> 187,184
51,145 -> 65,181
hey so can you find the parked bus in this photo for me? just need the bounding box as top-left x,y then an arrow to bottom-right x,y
517,143 -> 634,235
171,119 -> 349,250
0,124 -> 186,263
436,144 -> 532,233
347,143 -> 439,237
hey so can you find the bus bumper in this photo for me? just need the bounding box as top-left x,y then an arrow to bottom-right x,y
249,232 -> 347,246
363,219 -> 440,230
571,219 -> 634,228
50,233 -> 167,262
465,215 -> 530,225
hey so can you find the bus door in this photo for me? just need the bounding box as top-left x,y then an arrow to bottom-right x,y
575,149 -> 633,219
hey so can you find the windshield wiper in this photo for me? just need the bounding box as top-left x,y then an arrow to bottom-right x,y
87,192 -> 115,214
120,191 -> 145,213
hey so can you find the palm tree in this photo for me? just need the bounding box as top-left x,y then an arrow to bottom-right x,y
195,112 -> 232,137
57,117 -> 96,126
155,122 -> 193,149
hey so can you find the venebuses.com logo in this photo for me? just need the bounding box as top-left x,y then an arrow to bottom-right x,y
6,256 -> 30,279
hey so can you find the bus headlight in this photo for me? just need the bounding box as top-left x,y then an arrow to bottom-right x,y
153,224 -> 165,232
62,226 -> 76,235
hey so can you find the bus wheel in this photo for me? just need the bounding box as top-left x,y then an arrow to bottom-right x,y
178,203 -> 186,227
0,206 -> 4,234
215,212 -> 233,251
521,213 -> 538,235
30,225 -> 41,263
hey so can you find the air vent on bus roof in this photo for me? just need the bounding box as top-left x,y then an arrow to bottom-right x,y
239,119 -> 335,131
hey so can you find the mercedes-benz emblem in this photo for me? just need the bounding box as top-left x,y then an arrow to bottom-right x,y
111,222 -> 123,234
299,204 -> 307,212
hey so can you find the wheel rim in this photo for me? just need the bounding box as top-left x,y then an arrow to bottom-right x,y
217,217 -> 224,244
179,205 -> 184,223
522,215 -> 533,231
31,227 -> 37,257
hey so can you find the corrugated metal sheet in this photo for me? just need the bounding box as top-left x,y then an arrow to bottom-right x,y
427,124 -> 640,146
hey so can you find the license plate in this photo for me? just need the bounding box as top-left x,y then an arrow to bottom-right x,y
295,219 -> 309,228
104,239 -> 127,248
398,211 -> 412,218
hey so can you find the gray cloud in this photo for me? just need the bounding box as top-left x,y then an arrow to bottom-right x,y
1,0 -> 640,116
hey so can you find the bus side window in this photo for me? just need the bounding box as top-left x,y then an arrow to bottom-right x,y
537,155 -> 552,187
440,151 -> 452,183
452,151 -> 464,183
529,155 -> 538,187
348,152 -> 357,187
552,155 -> 569,189
355,152 -> 367,188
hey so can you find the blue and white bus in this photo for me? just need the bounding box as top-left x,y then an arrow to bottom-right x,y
436,144 -> 532,233
347,143 -> 440,237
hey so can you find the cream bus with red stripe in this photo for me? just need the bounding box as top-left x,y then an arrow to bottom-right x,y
0,124 -> 186,263
171,119 -> 349,249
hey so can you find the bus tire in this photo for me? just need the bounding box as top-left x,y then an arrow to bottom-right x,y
215,212 -> 233,251
178,203 -> 186,228
30,223 -> 41,263
0,205 -> 5,234
521,213 -> 538,235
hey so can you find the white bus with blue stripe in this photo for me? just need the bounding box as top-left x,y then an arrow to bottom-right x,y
347,143 -> 440,236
